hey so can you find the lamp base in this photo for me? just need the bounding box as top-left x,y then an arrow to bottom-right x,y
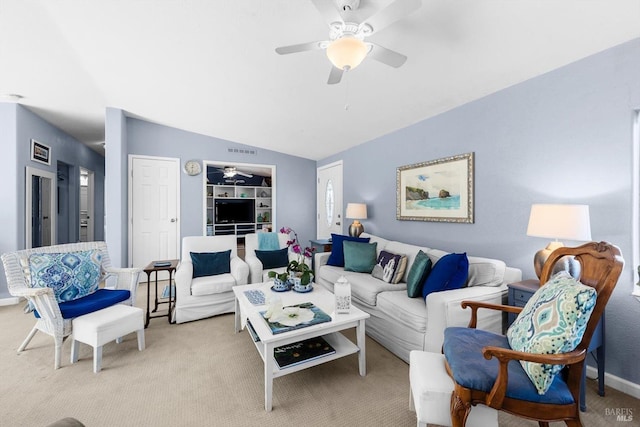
348,221 -> 364,237
533,241 -> 581,279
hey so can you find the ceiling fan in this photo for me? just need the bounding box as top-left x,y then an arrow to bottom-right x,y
275,0 -> 422,84
216,166 -> 253,179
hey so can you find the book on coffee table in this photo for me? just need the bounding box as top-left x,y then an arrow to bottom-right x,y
273,336 -> 335,369
261,302 -> 331,335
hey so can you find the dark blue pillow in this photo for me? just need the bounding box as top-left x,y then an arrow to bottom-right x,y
255,247 -> 289,269
190,250 -> 231,278
326,234 -> 371,267
422,252 -> 469,300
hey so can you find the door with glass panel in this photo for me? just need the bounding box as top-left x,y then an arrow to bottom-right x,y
317,161 -> 343,239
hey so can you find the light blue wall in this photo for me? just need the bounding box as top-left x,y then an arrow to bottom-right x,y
0,104 -> 105,299
319,38 -> 640,384
104,114 -> 316,268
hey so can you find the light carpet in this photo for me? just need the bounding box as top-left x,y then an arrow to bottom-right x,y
0,283 -> 638,426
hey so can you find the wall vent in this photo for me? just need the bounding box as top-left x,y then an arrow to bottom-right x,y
228,148 -> 257,155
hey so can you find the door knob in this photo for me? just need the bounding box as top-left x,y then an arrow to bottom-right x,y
170,218 -> 177,223
336,221 -> 341,226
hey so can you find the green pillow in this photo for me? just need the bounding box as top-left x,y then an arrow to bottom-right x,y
406,250 -> 432,298
506,272 -> 597,395
343,241 -> 378,273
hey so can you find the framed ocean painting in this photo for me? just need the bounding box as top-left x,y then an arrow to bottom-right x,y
396,152 -> 474,223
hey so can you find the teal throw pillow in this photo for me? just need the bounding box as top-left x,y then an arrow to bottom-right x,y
255,248 -> 289,269
326,234 -> 370,267
507,272 -> 597,395
422,253 -> 468,300
28,250 -> 102,303
343,241 -> 378,273
406,250 -> 432,298
190,250 -> 231,278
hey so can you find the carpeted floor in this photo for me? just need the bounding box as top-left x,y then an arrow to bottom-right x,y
1,283 -> 638,427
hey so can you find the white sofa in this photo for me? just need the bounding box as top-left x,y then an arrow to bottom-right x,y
314,233 -> 522,362
174,235 -> 249,323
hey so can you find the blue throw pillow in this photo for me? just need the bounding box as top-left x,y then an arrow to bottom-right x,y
28,250 -> 103,303
326,234 -> 371,267
255,247 -> 289,269
190,250 -> 231,278
343,241 -> 378,273
422,253 -> 469,300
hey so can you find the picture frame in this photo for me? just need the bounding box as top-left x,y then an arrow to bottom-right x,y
396,152 -> 474,223
31,139 -> 51,165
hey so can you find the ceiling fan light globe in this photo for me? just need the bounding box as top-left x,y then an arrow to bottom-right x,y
326,36 -> 367,70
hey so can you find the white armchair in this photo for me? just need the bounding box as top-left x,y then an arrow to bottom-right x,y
1,241 -> 141,369
244,232 -> 295,283
174,235 -> 249,323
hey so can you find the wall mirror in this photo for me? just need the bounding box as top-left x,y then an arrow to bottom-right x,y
26,166 -> 57,248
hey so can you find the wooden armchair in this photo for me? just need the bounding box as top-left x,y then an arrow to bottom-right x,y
442,242 -> 624,427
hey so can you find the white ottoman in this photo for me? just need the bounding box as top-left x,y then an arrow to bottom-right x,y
409,351 -> 498,427
70,304 -> 145,373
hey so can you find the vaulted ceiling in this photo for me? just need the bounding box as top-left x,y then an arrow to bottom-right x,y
1,0 -> 639,160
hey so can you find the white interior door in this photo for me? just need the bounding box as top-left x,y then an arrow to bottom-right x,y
317,161 -> 343,239
129,156 -> 180,275
79,167 -> 95,242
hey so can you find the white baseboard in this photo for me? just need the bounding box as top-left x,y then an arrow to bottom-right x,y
0,296 -> 19,306
587,366 -> 640,399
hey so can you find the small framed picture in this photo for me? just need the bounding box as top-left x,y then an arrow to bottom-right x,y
31,139 -> 51,165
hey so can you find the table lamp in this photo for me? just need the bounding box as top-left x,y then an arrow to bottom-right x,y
526,204 -> 592,278
346,203 -> 367,237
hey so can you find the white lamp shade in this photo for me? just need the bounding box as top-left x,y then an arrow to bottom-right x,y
346,203 -> 367,219
326,36 -> 368,70
526,204 -> 592,241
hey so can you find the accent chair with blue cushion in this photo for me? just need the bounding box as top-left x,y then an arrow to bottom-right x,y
243,233 -> 294,283
173,235 -> 249,323
1,241 -> 141,369
442,242 -> 623,427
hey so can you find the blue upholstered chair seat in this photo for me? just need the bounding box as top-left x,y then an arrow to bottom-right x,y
35,289 -> 131,319
443,327 -> 574,405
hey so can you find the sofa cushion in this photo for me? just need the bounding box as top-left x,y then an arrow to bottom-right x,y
254,247 -> 289,269
422,253 -> 469,300
506,272 -> 596,395
190,250 -> 231,278
29,250 -> 102,303
191,273 -> 237,296
372,250 -> 407,284
406,250 -> 433,298
466,256 -> 506,287
377,290 -> 427,333
316,264 -> 349,292
326,234 -> 370,267
347,272 -> 407,306
344,241 -> 377,273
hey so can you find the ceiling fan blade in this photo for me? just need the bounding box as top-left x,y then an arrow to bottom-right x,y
236,171 -> 253,178
367,43 -> 407,68
310,0 -> 343,25
327,66 -> 344,85
361,0 -> 421,34
275,41 -> 325,55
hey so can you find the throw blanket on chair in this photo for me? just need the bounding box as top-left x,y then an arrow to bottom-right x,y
258,233 -> 280,250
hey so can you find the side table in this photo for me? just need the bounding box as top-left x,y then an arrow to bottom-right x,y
143,259 -> 179,328
507,279 -> 605,412
309,238 -> 332,269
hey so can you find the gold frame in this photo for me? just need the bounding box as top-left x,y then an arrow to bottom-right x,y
396,152 -> 474,223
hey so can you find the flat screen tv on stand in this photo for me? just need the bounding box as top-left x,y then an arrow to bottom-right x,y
215,199 -> 255,224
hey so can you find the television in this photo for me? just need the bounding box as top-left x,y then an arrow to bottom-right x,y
215,199 -> 255,224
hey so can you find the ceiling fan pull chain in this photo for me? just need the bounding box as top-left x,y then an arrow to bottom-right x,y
344,66 -> 350,110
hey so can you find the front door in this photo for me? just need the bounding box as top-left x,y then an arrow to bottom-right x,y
129,156 -> 180,275
317,161 -> 343,239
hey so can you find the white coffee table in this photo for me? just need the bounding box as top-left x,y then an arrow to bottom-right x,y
233,282 -> 370,411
